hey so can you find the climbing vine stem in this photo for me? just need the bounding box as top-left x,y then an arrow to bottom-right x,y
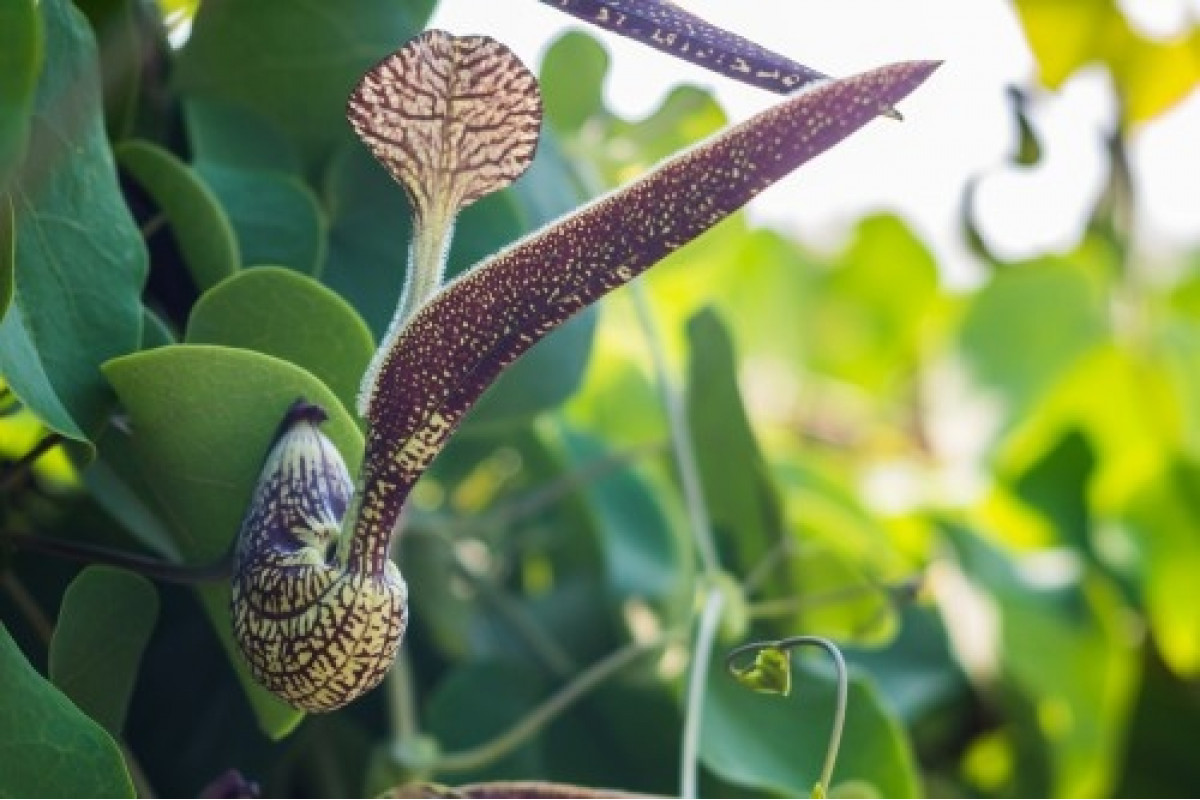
433,630 -> 685,775
726,635 -> 849,796
630,279 -> 725,798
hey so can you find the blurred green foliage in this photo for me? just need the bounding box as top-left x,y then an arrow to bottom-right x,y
1,0 -> 1199,797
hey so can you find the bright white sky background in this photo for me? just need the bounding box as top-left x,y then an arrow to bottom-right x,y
431,0 -> 1200,286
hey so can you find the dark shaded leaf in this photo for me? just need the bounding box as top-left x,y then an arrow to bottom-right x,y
75,0 -> 144,140
49,566 -> 159,736
1008,86 -> 1042,167
0,622 -> 135,797
558,428 -> 688,617
183,96 -> 300,173
196,163 -> 326,273
175,0 -> 436,170
1,197 -> 12,319
686,307 -> 787,593
117,139 -> 240,290
942,523 -> 1139,796
321,141 -> 411,335
426,661 -> 549,783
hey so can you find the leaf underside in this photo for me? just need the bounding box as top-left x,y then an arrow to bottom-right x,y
353,59 -> 940,546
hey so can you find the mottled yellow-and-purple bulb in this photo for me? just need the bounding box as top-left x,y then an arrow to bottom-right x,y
231,401 -> 408,711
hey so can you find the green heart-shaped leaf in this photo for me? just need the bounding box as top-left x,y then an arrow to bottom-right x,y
731,646 -> 793,697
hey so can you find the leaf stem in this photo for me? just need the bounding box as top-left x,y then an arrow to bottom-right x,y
0,570 -> 54,645
679,588 -> 724,799
2,532 -> 230,584
450,546 -> 577,676
746,575 -> 923,620
629,281 -> 724,799
0,433 -> 65,492
725,635 -> 849,794
629,282 -> 720,577
433,630 -> 683,775
400,208 -> 456,325
388,647 -> 421,742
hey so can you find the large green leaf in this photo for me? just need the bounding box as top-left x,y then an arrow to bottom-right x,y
196,163 -> 327,274
944,524 -> 1140,797
116,139 -> 239,290
999,345 -> 1178,513
103,344 -> 364,738
174,0 -> 436,171
702,649 -> 921,797
183,96 -> 300,173
540,31 -> 609,135
1123,463 -> 1200,677
186,267 -> 375,414
1013,0 -> 1200,123
0,623 -> 135,797
0,0 -> 146,443
957,259 -> 1107,432
49,566 -> 159,737
803,214 -> 943,393
556,427 -> 689,617
84,423 -> 183,561
75,0 -> 145,140
0,0 -> 41,191
426,661 -> 549,783
685,308 -> 788,595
